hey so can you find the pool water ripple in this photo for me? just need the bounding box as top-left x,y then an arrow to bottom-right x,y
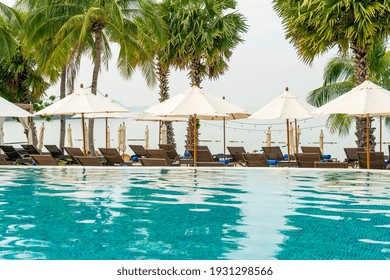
0,167 -> 389,259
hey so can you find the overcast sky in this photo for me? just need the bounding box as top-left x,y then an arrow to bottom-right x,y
3,0 -> 337,111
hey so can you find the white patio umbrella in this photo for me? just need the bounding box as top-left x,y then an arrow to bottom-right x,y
266,127 -> 272,147
67,124 -> 73,147
34,85 -> 130,155
312,79 -> 390,168
117,123 -> 126,157
0,117 -> 5,147
143,86 -> 250,165
106,126 -> 111,148
37,122 -> 45,150
319,130 -> 324,154
249,87 -> 315,161
161,123 -> 168,145
84,123 -> 89,154
0,96 -> 32,118
288,122 -> 295,154
296,125 -> 301,150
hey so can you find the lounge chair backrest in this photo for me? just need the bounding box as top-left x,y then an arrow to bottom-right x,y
189,149 -> 215,162
227,146 -> 246,163
64,147 -> 84,163
344,147 -> 365,163
98,148 -> 124,165
356,152 -> 386,169
294,153 -> 321,168
262,146 -> 284,161
44,145 -> 64,158
146,149 -> 172,163
242,153 -> 269,167
21,144 -> 41,155
129,145 -> 149,157
301,146 -> 322,157
30,155 -> 58,166
140,158 -> 169,166
75,156 -> 104,166
159,144 -> 180,161
0,145 -> 23,161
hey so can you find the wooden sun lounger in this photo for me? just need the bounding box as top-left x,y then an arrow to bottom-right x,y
227,146 -> 246,166
64,147 -> 84,164
242,153 -> 269,167
159,144 -> 181,162
146,149 -> 179,165
75,156 -> 104,166
295,153 -> 321,168
98,148 -> 132,166
30,155 -> 58,166
0,145 -> 32,165
140,158 -> 169,166
357,152 -> 386,169
262,146 -> 285,161
21,144 -> 41,155
44,145 -> 72,162
129,145 -> 149,158
344,147 -> 365,166
314,162 -> 349,168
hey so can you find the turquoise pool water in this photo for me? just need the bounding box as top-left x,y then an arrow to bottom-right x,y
0,167 -> 389,260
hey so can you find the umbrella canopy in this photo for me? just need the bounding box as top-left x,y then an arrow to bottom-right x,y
0,96 -> 32,117
35,85 -> 130,155
249,87 -> 315,160
143,86 -> 250,164
67,124 -> 73,147
312,79 -> 390,168
144,86 -> 250,120
37,122 -> 45,150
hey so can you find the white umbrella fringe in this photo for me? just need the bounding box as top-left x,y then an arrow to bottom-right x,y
37,122 -> 45,150
67,124 -> 73,147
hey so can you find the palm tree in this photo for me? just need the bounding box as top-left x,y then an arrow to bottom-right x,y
307,42 -> 390,147
22,0 -> 156,155
167,0 -> 248,150
273,0 -> 390,149
0,8 -> 49,145
0,3 -> 20,63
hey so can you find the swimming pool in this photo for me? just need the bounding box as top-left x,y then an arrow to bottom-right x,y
0,167 -> 389,260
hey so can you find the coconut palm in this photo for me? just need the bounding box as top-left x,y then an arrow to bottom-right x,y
308,42 -> 390,147
167,0 -> 248,150
0,8 -> 49,145
21,0 -> 156,155
273,0 -> 390,149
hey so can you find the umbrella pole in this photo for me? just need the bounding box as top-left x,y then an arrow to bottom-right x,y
82,113 -> 86,155
367,115 -> 370,169
105,117 -> 108,148
294,119 -> 298,155
193,114 -> 197,166
223,117 -> 226,155
380,117 -> 382,153
286,119 -> 290,161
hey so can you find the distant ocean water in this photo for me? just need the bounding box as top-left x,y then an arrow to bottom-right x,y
2,113 -> 389,161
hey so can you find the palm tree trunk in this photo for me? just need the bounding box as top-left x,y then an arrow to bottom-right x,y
185,58 -> 202,151
156,60 -> 176,146
351,43 -> 376,151
88,27 -> 103,156
59,67 -> 66,151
